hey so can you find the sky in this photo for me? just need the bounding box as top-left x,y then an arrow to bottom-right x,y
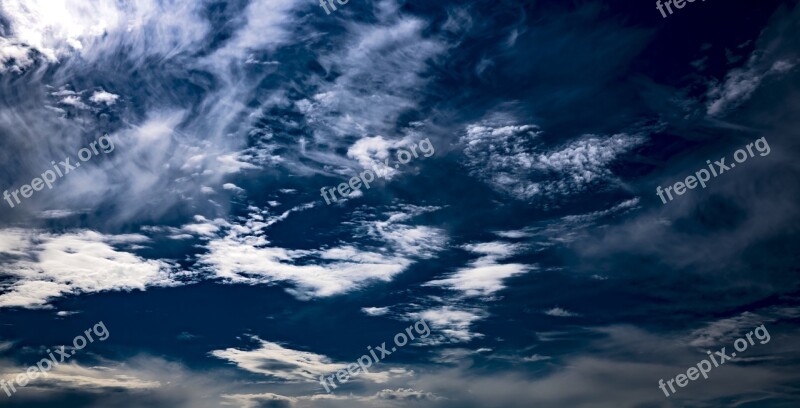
0,0 -> 799,407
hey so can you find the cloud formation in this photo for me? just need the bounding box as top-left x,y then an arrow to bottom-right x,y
0,229 -> 178,308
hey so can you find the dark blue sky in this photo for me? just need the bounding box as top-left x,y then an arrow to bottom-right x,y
1,0 -> 799,407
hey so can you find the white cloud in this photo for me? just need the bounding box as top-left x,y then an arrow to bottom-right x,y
411,306 -> 486,343
373,388 -> 442,401
462,121 -> 642,200
0,228 -> 29,256
179,215 -> 227,237
358,206 -> 447,259
0,38 -> 35,73
21,363 -> 161,390
200,233 -> 408,299
222,183 -> 245,193
59,95 -> 89,110
560,198 -> 640,224
221,393 -> 297,408
544,307 -> 578,317
56,310 -> 80,317
494,229 -> 533,239
211,336 -> 402,384
707,59 -> 796,116
533,136 -> 641,181
202,234 -> 409,298
522,354 -> 552,362
211,337 -> 347,383
687,310 -> 783,348
272,13 -> 447,177
0,356 -> 168,394
0,2 -> 275,226
89,90 -> 120,105
36,209 -> 84,219
195,205 -> 445,299
427,263 -> 529,298
362,306 -> 390,316
432,348 -> 490,363
417,240 -> 531,344
346,135 -> 410,180
0,353 -> 280,406
0,0 -> 210,63
704,5 -> 799,117
32,110 -> 257,223
0,229 -> 178,309
425,242 -> 532,297
462,242 -> 520,258
50,89 -> 77,97
203,0 -> 299,66
222,388 -> 441,408
214,153 -> 260,175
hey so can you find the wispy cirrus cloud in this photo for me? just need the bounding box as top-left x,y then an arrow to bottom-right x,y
705,4 -> 799,117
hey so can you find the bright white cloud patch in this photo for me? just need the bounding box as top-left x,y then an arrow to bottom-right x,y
0,229 -> 178,308
211,337 -> 347,382
0,38 -> 34,73
425,242 -> 532,297
346,135 -> 409,180
0,0 -> 210,63
222,183 -> 244,193
89,90 -> 120,105
59,95 -> 89,110
428,264 -> 529,298
362,306 -> 390,316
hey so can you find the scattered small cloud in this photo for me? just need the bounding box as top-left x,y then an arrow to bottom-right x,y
544,307 -> 579,317
362,306 -> 390,316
